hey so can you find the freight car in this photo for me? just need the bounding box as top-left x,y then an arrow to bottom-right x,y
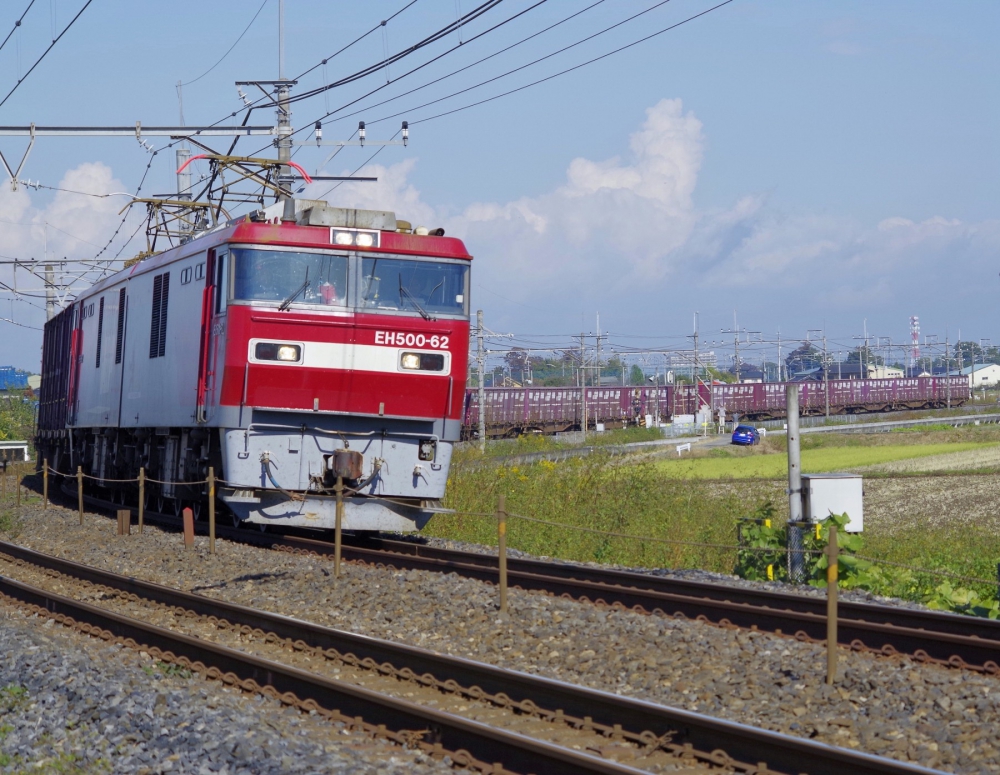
36,204 -> 471,531
462,377 -> 970,438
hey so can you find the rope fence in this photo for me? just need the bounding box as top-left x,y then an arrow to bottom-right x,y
5,462 -> 999,603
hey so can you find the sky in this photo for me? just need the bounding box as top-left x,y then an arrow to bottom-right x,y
0,0 -> 997,371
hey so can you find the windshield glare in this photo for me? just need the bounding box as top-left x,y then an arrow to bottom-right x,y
233,248 -> 348,306
361,257 -> 468,317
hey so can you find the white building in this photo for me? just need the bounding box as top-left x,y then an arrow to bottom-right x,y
951,363 -> 1000,388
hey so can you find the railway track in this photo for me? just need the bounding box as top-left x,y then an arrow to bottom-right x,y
64,485 -> 1000,673
0,539 -> 946,775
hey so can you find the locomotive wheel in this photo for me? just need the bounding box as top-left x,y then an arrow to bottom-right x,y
156,496 -> 167,515
189,500 -> 203,521
172,499 -> 183,517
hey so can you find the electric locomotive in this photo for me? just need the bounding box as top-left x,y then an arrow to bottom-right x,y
36,203 -> 472,531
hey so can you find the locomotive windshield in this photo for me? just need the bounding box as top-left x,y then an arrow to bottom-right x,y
360,257 -> 468,317
232,248 -> 348,306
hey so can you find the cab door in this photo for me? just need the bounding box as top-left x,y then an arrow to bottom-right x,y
196,248 -> 228,422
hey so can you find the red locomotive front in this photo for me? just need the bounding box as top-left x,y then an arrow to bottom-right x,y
37,204 -> 472,532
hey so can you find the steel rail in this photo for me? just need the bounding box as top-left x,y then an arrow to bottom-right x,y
324,536 -> 1000,673
0,541 -> 946,775
0,572 -> 647,775
59,486 -> 1000,672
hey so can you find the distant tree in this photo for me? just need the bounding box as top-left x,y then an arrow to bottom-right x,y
629,365 -> 644,385
785,342 -> 822,375
844,345 -> 884,367
955,341 -> 984,369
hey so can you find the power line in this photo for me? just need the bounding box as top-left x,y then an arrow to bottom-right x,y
0,0 -> 94,109
0,0 -> 36,56
180,0 -> 269,87
295,0 -> 423,82
408,0 -> 735,127
287,0 -> 508,106
246,0 -> 548,160
301,0 -> 604,133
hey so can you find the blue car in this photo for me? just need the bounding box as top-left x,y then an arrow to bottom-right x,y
731,425 -> 760,446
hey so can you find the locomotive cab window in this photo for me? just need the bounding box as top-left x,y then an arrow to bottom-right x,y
360,257 -> 468,318
232,247 -> 348,307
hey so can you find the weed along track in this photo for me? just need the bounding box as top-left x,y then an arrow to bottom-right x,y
0,540 -> 945,775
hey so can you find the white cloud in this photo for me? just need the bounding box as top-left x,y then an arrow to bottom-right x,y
0,162 -> 128,369
266,99 -> 1000,338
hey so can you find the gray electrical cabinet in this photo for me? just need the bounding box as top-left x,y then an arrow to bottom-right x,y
801,473 -> 863,533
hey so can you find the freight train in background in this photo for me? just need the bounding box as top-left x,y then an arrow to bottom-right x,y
461,377 -> 971,439
37,204 -> 472,532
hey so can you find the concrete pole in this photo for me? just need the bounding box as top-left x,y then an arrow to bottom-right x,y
786,383 -> 804,583
477,310 -> 486,452
44,264 -> 55,320
824,334 -> 830,418
277,0 -> 294,220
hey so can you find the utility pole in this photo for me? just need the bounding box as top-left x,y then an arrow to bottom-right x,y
722,311 -> 741,383
44,263 -> 55,321
776,330 -> 782,382
824,331 -> 829,418
734,311 -> 740,383
476,310 -> 486,452
579,333 -> 587,437
175,81 -> 193,241
945,335 -> 951,408
595,312 -> 602,388
277,0 -> 295,221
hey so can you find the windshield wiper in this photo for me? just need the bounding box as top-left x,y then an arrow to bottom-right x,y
279,268 -> 310,311
399,278 -> 435,321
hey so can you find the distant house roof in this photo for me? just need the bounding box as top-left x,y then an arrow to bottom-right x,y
951,364 -> 1000,376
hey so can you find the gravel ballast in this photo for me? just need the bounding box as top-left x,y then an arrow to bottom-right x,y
4,502 -> 1000,774
0,604 -> 451,774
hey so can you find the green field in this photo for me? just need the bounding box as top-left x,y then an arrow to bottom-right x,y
654,442 -> 997,479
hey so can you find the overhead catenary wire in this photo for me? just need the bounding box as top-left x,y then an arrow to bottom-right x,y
0,0 -> 94,109
407,0 -> 735,127
180,0 -> 270,87
0,0 -> 37,56
296,0 -> 606,134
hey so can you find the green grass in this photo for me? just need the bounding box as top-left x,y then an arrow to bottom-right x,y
653,442 -> 995,479
0,392 -> 34,442
432,434 -> 1000,609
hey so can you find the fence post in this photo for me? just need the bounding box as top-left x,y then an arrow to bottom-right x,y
2,469 -> 6,503
42,459 -> 48,510
117,509 -> 130,536
826,525 -> 839,685
208,467 -> 216,555
138,468 -> 145,535
497,494 -> 508,613
77,466 -> 84,524
15,469 -> 20,507
182,507 -> 194,549
334,476 -> 344,578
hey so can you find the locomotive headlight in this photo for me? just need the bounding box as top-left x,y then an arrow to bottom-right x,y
333,231 -> 354,246
254,342 -> 302,362
400,352 -> 446,372
355,232 -> 374,248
